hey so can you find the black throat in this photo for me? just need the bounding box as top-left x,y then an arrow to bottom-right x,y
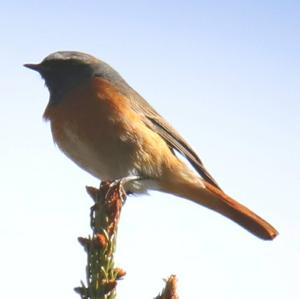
42,65 -> 93,105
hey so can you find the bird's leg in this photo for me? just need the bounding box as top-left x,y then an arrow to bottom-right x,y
101,175 -> 143,197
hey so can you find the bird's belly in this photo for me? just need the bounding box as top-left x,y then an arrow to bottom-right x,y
49,119 -> 163,193
51,121 -> 136,180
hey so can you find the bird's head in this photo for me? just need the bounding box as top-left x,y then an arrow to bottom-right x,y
24,51 -> 100,103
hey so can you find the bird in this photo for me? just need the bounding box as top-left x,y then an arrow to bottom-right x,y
24,51 -> 278,240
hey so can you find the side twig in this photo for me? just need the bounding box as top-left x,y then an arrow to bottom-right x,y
155,275 -> 179,299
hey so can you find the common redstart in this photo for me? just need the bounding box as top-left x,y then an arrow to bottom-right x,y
25,51 -> 278,240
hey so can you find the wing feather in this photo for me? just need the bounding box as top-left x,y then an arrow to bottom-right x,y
127,89 -> 221,190
94,74 -> 221,190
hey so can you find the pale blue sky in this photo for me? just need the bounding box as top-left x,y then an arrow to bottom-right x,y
0,1 -> 299,298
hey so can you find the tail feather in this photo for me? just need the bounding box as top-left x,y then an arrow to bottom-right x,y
161,178 -> 278,240
201,182 -> 278,240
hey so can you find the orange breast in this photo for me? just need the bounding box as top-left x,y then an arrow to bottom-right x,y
43,77 -> 183,188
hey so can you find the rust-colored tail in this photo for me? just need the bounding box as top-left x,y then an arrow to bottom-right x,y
202,182 -> 278,240
162,178 -> 278,240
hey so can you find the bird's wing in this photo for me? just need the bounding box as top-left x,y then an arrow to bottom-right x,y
127,88 -> 222,190
93,73 -> 221,190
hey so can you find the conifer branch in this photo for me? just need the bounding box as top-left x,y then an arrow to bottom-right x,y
75,181 -> 126,299
75,180 -> 179,299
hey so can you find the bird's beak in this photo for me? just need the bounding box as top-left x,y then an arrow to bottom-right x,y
24,63 -> 43,72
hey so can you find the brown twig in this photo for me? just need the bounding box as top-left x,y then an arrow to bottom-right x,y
155,275 -> 179,299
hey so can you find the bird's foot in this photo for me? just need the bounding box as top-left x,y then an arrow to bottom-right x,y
100,176 -> 143,196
